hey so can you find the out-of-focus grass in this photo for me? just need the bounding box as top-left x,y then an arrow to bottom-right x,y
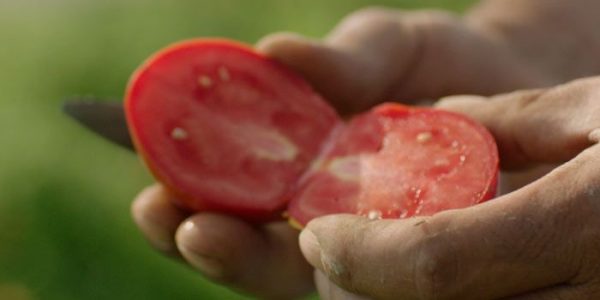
0,0 -> 474,299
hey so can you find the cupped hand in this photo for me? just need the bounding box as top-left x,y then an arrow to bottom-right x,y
257,0 -> 600,114
256,8 -> 544,115
131,185 -> 314,299
130,1 -> 600,299
305,77 -> 600,299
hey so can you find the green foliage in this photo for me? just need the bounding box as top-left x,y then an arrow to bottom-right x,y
0,0 -> 473,299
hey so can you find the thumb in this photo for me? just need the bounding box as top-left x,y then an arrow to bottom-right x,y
299,214 -> 428,299
298,143 -> 600,299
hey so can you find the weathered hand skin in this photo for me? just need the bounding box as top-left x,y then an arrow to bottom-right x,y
259,0 -> 600,115
130,1 -> 600,299
302,77 -> 600,299
438,77 -> 600,170
305,143 -> 600,300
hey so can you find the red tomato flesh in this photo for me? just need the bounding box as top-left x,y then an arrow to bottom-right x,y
126,39 -> 340,219
287,104 -> 499,225
126,39 -> 498,223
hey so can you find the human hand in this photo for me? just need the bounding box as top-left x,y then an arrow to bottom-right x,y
131,185 -> 314,299
131,1 -> 600,298
303,77 -> 600,299
257,0 -> 600,115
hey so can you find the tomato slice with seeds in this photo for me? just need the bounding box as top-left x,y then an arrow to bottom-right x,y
125,39 -> 498,223
287,104 -> 499,226
126,39 -> 340,220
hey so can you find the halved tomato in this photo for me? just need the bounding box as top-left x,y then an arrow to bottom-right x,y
287,104 -> 499,226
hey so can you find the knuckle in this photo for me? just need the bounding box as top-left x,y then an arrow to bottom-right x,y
413,230 -> 461,300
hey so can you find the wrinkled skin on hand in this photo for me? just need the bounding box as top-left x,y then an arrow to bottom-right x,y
131,0 -> 600,299
305,77 -> 600,299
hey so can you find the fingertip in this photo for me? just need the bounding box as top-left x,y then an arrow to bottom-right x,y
175,213 -> 258,255
131,184 -> 162,214
175,217 -> 227,279
255,32 -> 334,82
435,95 -> 488,112
298,229 -> 321,269
255,32 -> 318,59
256,32 -> 368,113
131,184 -> 187,254
174,213 -> 265,281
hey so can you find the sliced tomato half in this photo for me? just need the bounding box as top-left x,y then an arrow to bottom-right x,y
126,39 -> 340,220
287,104 -> 499,226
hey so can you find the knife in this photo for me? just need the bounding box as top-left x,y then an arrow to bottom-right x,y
62,97 -> 135,151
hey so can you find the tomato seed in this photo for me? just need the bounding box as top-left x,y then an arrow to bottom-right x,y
367,209 -> 382,220
170,127 -> 188,140
416,132 -> 432,143
198,75 -> 213,88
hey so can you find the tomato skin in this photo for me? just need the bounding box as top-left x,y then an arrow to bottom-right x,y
126,39 -> 499,223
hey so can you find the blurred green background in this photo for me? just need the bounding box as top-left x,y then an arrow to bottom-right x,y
0,0 -> 473,299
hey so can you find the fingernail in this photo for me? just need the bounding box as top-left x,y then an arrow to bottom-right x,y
138,216 -> 176,253
180,249 -> 225,279
299,229 -> 321,268
132,202 -> 176,253
176,221 -> 225,279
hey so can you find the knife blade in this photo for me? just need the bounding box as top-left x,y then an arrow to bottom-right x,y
62,98 -> 135,151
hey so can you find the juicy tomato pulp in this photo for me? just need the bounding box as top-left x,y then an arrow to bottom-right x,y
287,105 -> 498,225
126,39 -> 499,223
